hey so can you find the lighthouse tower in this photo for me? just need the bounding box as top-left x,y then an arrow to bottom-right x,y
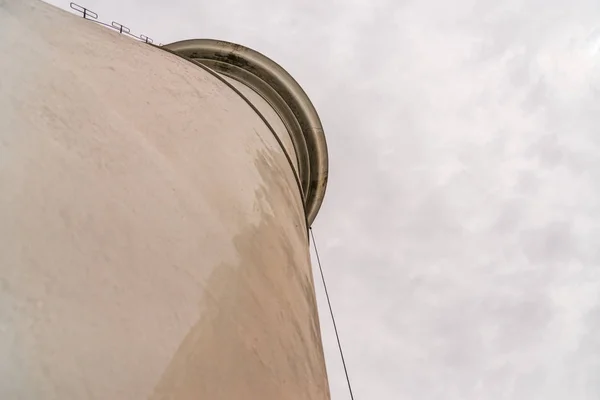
0,0 -> 330,399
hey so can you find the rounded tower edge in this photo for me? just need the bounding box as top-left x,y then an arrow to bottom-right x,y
162,39 -> 328,224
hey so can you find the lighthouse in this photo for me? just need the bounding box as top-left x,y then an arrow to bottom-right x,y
0,0 -> 330,399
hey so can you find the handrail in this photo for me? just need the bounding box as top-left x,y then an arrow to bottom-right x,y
139,34 -> 153,44
69,2 -> 98,20
111,21 -> 131,34
69,2 -> 153,45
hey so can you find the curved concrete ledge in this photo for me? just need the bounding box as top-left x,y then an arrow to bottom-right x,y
162,39 -> 328,224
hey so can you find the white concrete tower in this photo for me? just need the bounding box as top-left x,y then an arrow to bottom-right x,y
0,0 -> 330,399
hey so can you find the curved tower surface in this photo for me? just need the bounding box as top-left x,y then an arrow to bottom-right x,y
0,0 -> 330,399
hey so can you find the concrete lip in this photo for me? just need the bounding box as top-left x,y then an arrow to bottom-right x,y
162,39 -> 328,224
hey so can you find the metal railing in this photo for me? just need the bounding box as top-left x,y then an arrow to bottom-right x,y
69,2 -> 155,44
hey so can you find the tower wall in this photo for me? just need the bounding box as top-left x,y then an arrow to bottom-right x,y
0,1 -> 330,399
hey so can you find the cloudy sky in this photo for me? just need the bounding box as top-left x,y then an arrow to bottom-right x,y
45,0 -> 600,398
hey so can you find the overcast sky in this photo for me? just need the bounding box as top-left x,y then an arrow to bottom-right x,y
45,0 -> 600,398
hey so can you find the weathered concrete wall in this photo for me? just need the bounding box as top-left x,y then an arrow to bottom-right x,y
217,73 -> 300,173
0,0 -> 330,399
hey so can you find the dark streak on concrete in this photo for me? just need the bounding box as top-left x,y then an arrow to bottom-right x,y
149,150 -> 329,400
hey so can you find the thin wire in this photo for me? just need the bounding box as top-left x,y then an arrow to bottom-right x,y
310,227 -> 355,400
